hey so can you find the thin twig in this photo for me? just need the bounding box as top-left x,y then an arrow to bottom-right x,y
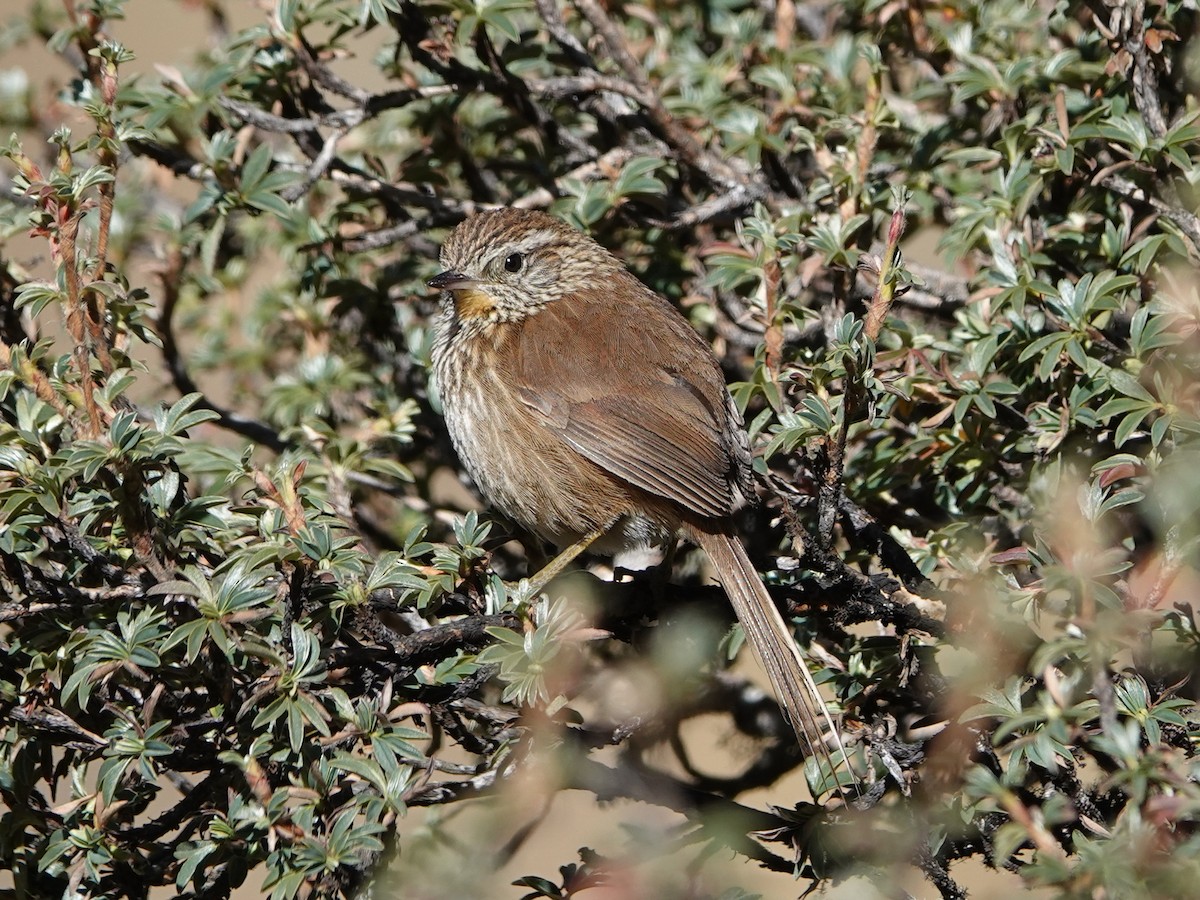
572,0 -> 761,194
153,245 -> 289,452
1098,172 -> 1200,260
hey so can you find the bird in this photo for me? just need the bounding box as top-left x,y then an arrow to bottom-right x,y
427,206 -> 848,791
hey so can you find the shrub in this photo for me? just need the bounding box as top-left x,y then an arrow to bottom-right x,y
2,0 -> 1199,897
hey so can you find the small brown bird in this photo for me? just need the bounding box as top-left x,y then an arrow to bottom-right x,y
428,207 -> 845,784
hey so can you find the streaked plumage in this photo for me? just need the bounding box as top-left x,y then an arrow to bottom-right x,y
429,208 -> 847,791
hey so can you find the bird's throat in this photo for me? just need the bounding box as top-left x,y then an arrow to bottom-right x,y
452,288 -> 497,320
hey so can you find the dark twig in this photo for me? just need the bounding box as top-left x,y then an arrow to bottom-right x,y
153,246 -> 289,453
1095,0 -> 1167,137
838,496 -> 931,592
374,610 -> 520,666
571,0 -> 763,195
534,0 -> 596,70
566,752 -> 805,875
1098,172 -> 1200,260
280,126 -> 347,202
295,35 -> 370,104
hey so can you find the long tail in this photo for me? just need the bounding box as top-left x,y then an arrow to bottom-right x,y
691,527 -> 850,792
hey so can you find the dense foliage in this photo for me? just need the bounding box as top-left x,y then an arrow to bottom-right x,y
2,0 -> 1200,897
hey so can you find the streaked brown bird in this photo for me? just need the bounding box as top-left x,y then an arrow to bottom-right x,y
428,207 -> 845,784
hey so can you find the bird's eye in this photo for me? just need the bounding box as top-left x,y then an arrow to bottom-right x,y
503,252 -> 524,273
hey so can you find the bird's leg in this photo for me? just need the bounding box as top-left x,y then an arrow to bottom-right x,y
519,524 -> 610,597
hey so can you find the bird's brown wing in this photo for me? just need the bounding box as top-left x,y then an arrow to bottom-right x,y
512,285 -> 738,519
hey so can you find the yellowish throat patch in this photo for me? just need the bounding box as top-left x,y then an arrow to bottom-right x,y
452,288 -> 497,320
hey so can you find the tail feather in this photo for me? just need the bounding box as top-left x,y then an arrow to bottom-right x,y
692,528 -> 849,791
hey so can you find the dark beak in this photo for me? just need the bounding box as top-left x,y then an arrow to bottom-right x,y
427,270 -> 477,291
